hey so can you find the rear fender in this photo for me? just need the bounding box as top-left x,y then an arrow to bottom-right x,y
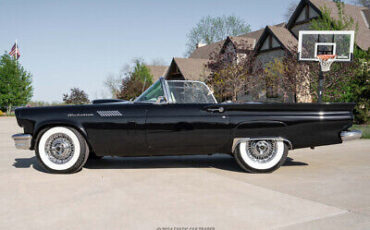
232,120 -> 292,152
232,137 -> 293,153
233,120 -> 287,136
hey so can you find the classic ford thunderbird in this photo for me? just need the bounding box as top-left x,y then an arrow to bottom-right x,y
12,78 -> 361,173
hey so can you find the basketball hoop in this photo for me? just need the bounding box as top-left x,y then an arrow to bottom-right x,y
317,54 -> 336,72
298,31 -> 355,103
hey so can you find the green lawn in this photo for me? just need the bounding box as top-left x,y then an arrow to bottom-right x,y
352,125 -> 370,139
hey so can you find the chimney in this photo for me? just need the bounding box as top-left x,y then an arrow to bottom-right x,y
196,42 -> 206,49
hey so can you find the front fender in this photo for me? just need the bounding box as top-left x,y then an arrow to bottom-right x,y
31,120 -> 88,150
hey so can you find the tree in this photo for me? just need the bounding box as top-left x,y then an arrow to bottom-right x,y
28,101 -> 64,107
63,88 -> 90,104
104,73 -> 122,99
206,43 -> 264,102
104,59 -> 155,99
310,4 -> 356,31
185,15 -> 251,56
116,59 -> 153,100
0,53 -> 33,113
130,59 -> 153,86
264,50 -> 312,103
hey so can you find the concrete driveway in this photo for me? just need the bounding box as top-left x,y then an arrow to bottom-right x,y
1,117 -> 369,230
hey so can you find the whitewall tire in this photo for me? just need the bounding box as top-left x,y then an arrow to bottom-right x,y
35,126 -> 89,173
234,139 -> 288,173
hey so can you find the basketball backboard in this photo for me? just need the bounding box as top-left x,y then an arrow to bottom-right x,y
298,30 -> 355,62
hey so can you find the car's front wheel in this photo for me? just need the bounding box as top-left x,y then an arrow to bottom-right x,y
35,126 -> 89,173
234,139 -> 288,173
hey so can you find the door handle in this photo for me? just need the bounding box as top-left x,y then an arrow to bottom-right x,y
207,107 -> 224,113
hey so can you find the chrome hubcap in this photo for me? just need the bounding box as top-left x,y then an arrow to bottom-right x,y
45,133 -> 74,164
247,140 -> 276,163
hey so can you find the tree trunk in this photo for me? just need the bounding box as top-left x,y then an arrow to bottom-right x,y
7,104 -> 12,115
233,85 -> 237,102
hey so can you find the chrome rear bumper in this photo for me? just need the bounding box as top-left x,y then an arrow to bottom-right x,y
12,133 -> 32,150
340,130 -> 362,141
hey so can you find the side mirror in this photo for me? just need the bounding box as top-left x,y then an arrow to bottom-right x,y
156,96 -> 167,104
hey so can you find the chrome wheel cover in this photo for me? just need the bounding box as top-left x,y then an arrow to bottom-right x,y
44,133 -> 75,164
246,140 -> 277,163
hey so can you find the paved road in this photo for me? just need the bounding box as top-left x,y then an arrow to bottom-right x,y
0,117 -> 369,230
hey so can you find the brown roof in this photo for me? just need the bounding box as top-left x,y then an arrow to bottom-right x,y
240,23 -> 286,41
189,23 -> 286,59
255,25 -> 298,53
228,36 -> 257,50
240,28 -> 265,41
146,65 -> 167,81
189,40 -> 225,59
268,26 -> 298,52
170,58 -> 210,81
309,0 -> 369,50
364,9 -> 370,24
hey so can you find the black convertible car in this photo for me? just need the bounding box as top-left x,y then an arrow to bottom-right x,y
13,78 -> 361,173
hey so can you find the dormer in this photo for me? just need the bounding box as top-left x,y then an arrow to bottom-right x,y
287,0 -> 321,37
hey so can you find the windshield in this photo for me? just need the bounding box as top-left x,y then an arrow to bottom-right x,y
167,80 -> 216,104
135,80 -> 164,103
135,78 -> 217,104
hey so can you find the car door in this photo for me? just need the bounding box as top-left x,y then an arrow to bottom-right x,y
84,103 -> 148,156
145,103 -> 231,155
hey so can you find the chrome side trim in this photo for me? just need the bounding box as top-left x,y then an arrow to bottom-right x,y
232,137 -> 293,153
340,130 -> 362,141
12,133 -> 32,150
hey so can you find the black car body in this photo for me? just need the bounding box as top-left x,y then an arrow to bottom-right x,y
12,78 -> 361,173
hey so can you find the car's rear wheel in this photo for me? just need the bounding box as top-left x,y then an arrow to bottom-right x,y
35,126 -> 89,173
234,139 -> 288,173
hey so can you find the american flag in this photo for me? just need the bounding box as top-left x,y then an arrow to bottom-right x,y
9,43 -> 20,60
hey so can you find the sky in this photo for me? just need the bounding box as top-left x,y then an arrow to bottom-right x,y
0,0 -> 354,102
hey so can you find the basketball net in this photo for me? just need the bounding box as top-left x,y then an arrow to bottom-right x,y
317,54 -> 336,72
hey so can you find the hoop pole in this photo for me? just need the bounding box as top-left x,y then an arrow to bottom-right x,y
318,70 -> 324,103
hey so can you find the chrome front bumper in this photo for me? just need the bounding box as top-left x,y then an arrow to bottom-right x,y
12,133 -> 32,150
341,130 -> 362,141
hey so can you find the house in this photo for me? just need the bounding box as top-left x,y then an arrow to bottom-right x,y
254,25 -> 297,65
189,0 -> 369,65
251,0 -> 369,102
164,35 -> 258,81
146,65 -> 168,82
188,23 -> 286,61
185,0 -> 368,101
164,58 -> 210,81
287,0 -> 370,50
189,40 -> 225,59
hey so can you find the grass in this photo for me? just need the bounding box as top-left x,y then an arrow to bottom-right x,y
352,125 -> 370,139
